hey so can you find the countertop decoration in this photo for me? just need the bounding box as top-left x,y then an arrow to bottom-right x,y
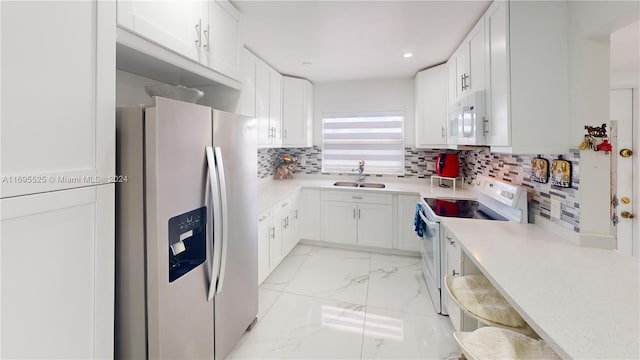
274,155 -> 297,180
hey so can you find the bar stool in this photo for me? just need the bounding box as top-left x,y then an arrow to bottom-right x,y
453,327 -> 560,360
444,274 -> 537,338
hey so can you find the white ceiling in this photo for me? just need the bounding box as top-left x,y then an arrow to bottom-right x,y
234,1 -> 492,83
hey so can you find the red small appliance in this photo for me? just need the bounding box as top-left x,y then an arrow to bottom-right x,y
435,153 -> 459,178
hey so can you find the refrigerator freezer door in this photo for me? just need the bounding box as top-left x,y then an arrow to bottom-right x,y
145,97 -> 215,359
212,109 -> 259,359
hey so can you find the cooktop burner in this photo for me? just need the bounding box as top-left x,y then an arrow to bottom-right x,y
423,198 -> 508,221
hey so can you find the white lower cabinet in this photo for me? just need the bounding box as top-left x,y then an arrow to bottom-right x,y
321,191 -> 393,248
397,195 -> 421,251
257,194 -> 301,284
444,226 -> 479,332
0,185 -> 114,359
300,189 -> 321,241
257,209 -> 272,284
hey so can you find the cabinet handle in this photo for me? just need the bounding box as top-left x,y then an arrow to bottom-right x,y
441,126 -> 445,139
286,216 -> 289,228
352,196 -> 362,200
358,209 -> 361,219
465,74 -> 470,90
295,209 -> 298,219
284,129 -> 287,139
452,269 -> 459,276
195,19 -> 202,48
353,208 -> 356,219
460,74 -> 464,92
270,226 -> 275,239
203,24 -> 210,51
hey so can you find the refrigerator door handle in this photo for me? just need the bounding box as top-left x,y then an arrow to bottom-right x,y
214,147 -> 229,295
206,146 -> 223,301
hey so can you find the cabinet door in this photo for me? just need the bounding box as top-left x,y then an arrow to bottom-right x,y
269,69 -> 283,146
453,45 -> 469,100
1,185 -> 114,359
414,65 -> 448,147
1,1 -> 115,198
467,16 -> 486,93
322,201 -> 357,245
397,195 -> 421,251
289,194 -> 301,249
255,59 -> 271,146
207,0 -> 240,80
257,211 -> 271,284
447,60 -> 457,108
485,0 -> 510,146
237,48 -> 257,118
282,77 -> 312,147
301,189 -> 321,240
117,0 -> 202,61
357,203 -> 393,248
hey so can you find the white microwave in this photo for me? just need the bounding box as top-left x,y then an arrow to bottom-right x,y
449,90 -> 487,145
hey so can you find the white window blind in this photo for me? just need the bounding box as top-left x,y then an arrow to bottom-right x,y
322,112 -> 404,175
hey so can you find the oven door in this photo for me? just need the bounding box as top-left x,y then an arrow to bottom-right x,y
417,203 -> 444,314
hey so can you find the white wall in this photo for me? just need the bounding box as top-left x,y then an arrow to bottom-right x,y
567,1 -> 640,241
312,78 -> 415,146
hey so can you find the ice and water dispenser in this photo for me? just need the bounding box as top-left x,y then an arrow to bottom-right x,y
168,207 -> 207,282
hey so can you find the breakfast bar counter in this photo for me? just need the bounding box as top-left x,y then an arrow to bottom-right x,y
442,218 -> 640,360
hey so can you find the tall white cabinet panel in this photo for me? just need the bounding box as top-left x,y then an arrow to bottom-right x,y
415,64 -> 448,148
207,0 -> 241,80
485,0 -> 569,153
269,68 -> 283,146
397,195 -> 421,251
1,185 -> 115,359
255,58 -> 272,145
117,0 -> 203,61
301,189 -> 321,240
1,1 -> 115,198
282,76 -> 313,147
356,203 -> 393,248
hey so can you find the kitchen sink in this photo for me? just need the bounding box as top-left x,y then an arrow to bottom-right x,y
333,181 -> 386,189
333,181 -> 359,187
359,183 -> 386,188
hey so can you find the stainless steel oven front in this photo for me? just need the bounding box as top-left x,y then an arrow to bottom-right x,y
417,200 -> 446,315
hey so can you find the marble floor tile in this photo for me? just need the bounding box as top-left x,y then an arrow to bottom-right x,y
227,292 -> 366,359
257,288 -> 281,321
261,251 -> 310,292
284,247 -> 371,304
361,307 -> 459,360
367,266 -> 432,316
369,253 -> 422,272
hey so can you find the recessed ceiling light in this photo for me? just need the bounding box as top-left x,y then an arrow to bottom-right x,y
302,62 -> 312,67
403,52 -> 413,58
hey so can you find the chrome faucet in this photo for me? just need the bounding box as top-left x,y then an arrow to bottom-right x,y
353,160 -> 366,182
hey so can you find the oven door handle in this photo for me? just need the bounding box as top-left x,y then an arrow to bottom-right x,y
419,208 -> 438,227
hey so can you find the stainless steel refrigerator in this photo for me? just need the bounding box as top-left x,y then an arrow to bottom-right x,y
115,96 -> 258,359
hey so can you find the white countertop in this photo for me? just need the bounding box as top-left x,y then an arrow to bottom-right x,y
441,218 -> 640,360
257,176 -> 476,213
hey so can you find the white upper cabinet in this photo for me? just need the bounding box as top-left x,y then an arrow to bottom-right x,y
1,1 -> 115,198
485,0 -> 569,154
237,48 -> 257,117
269,68 -> 283,146
117,0 -> 241,82
282,77 -> 314,147
117,1 -> 203,61
206,0 -> 241,80
254,54 -> 283,148
415,64 -> 449,148
448,15 -> 486,106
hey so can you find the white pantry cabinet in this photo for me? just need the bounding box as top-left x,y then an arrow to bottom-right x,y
282,77 -> 314,147
1,185 -> 115,359
250,52 -> 283,147
1,1 -> 115,198
414,64 -> 449,148
484,0 -> 569,154
396,195 -> 421,251
321,191 -> 393,248
117,0 -> 240,82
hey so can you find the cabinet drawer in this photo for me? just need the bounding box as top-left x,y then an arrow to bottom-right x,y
323,190 -> 392,205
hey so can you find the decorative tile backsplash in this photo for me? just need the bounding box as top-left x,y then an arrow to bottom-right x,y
459,148 -> 581,232
258,147 -> 442,179
259,146 -> 582,233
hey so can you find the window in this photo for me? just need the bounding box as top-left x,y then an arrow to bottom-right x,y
322,112 -> 404,175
